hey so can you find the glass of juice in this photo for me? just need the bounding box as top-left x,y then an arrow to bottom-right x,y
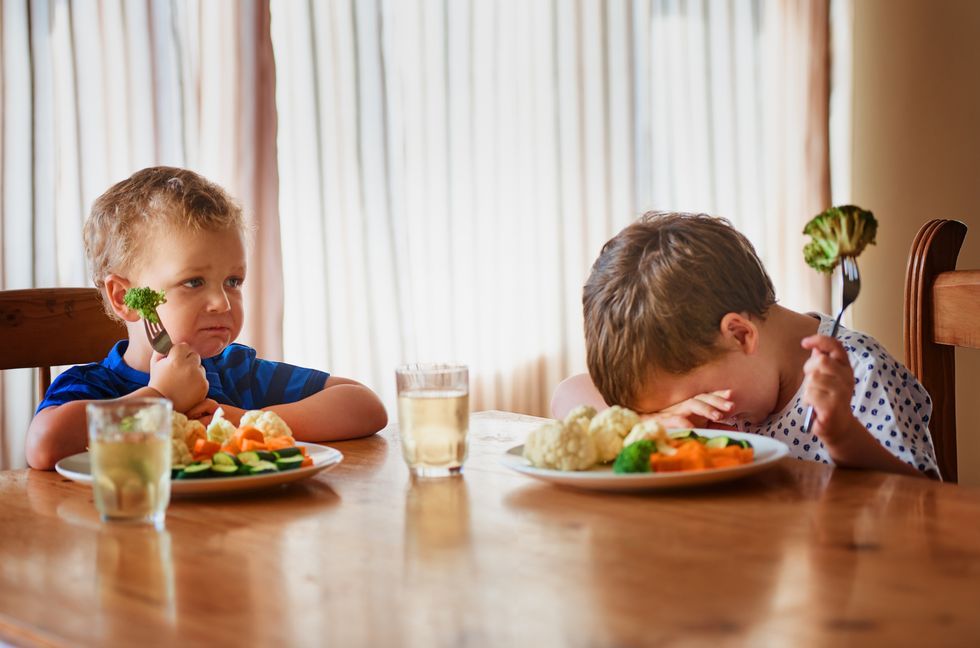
396,363 -> 469,478
87,398 -> 173,529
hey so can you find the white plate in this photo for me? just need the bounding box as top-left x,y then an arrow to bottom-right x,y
55,441 -> 343,496
501,430 -> 789,492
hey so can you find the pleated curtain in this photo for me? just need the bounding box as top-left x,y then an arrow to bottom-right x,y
0,0 -> 280,469
271,0 -> 831,417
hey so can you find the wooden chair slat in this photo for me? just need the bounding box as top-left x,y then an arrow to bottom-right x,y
903,219 -> 970,483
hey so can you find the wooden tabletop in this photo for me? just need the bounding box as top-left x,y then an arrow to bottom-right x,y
2,411 -> 980,647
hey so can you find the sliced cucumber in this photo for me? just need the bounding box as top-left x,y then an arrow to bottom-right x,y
275,455 -> 305,471
237,451 -> 260,465
669,429 -> 697,440
177,461 -> 213,479
171,465 -> 187,479
210,463 -> 239,476
245,459 -> 277,474
273,446 -> 302,459
256,450 -> 277,462
212,451 -> 240,467
736,439 -> 753,449
704,436 -> 731,449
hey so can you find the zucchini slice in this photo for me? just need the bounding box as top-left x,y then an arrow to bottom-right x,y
245,460 -> 277,475
177,461 -> 213,479
275,455 -> 305,471
210,463 -> 239,476
704,436 -> 731,449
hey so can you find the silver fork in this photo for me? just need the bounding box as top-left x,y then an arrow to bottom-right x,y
143,310 -> 173,355
802,256 -> 862,435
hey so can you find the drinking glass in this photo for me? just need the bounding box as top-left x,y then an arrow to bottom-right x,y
87,398 -> 172,529
396,363 -> 469,477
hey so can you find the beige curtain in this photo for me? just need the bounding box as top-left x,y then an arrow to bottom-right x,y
271,0 -> 832,419
0,0 -> 282,469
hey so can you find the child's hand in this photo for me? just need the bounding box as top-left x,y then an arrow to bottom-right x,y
148,343 -> 209,412
801,334 -> 858,448
641,390 -> 734,428
185,398 -> 219,426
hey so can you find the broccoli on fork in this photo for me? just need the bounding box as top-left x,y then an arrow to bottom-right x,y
803,205 -> 878,273
123,287 -> 167,323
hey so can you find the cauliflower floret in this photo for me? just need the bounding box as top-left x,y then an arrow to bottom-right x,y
587,405 -> 640,463
171,411 -> 205,445
623,419 -> 668,448
240,410 -> 293,440
523,419 -> 598,471
563,404 -> 598,428
171,437 -> 193,466
206,407 -> 238,444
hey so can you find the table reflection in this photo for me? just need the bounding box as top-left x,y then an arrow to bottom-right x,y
96,525 -> 176,625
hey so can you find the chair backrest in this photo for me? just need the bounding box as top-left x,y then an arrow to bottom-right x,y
903,219 -> 978,483
0,288 -> 127,402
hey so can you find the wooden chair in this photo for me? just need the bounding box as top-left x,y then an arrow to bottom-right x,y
904,219 -> 978,483
0,288 -> 126,403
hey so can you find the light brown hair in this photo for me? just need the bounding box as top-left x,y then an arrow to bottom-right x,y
83,166 -> 245,314
583,211 -> 776,408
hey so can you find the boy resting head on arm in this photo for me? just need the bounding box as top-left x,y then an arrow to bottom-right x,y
553,211 -> 938,479
27,166 -> 387,470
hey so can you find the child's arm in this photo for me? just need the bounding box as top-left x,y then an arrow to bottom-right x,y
215,376 -> 388,442
551,373 -> 734,428
551,373 -> 608,418
26,387 -> 165,470
802,334 -> 927,478
26,343 -> 209,470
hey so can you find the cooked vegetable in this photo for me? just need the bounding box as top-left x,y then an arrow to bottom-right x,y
239,410 -> 293,440
122,286 -> 167,322
612,440 -> 655,474
523,419 -> 599,471
206,408 -> 237,444
802,204 -> 878,273
587,406 -> 641,463
563,404 -> 598,428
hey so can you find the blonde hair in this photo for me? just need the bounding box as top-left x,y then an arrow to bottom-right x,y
83,167 -> 245,314
583,211 -> 776,408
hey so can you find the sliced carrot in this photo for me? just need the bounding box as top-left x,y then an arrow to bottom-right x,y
238,426 -> 265,443
185,426 -> 207,451
193,438 -> 221,456
300,456 -> 313,468
265,436 -> 295,451
221,439 -> 242,456
241,439 -> 268,452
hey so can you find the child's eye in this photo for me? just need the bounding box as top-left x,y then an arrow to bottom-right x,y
182,278 -> 204,288
225,276 -> 244,289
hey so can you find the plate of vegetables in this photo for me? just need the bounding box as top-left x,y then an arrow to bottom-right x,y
56,407 -> 343,496
500,406 -> 788,492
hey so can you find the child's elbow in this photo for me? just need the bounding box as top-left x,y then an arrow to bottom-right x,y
25,427 -> 57,471
362,399 -> 388,435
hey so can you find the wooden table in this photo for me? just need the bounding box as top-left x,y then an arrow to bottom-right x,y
2,411 -> 980,647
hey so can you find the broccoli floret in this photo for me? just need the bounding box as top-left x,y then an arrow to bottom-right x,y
123,287 -> 167,323
612,440 -> 655,474
802,205 -> 878,273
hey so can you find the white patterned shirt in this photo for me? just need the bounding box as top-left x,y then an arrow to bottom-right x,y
734,313 -> 939,476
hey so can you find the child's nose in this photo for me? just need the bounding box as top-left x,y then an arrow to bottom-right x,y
206,288 -> 232,312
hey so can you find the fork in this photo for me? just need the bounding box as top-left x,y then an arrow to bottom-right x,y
143,310 -> 173,355
802,255 -> 862,436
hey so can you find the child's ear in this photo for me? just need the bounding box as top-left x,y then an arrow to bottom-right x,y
103,274 -> 140,322
719,312 -> 758,354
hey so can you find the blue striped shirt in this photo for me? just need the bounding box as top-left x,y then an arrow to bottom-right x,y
37,341 -> 329,413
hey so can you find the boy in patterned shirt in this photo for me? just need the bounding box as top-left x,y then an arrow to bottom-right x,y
27,167 -> 388,469
552,211 -> 938,478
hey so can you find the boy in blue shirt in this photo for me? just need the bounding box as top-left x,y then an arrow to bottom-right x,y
553,211 -> 938,478
27,167 -> 387,469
